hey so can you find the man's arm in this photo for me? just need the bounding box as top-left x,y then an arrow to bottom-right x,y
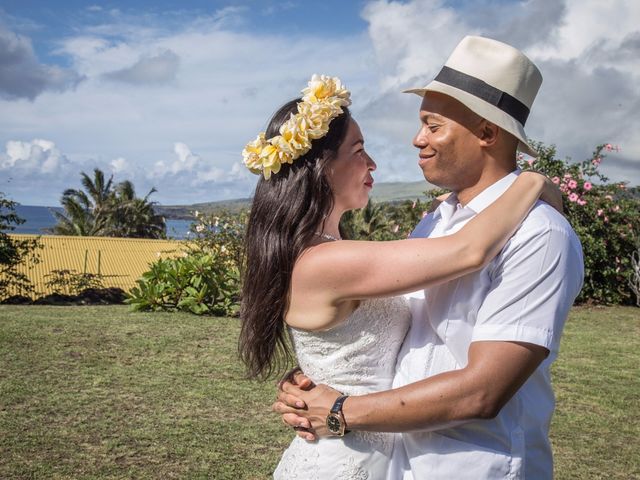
275,340 -> 547,437
275,211 -> 583,439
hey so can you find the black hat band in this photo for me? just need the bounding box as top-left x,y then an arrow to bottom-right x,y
434,66 -> 530,126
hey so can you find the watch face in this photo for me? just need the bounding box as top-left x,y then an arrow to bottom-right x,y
327,414 -> 341,433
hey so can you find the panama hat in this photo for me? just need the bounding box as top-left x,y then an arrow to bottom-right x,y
404,35 -> 542,157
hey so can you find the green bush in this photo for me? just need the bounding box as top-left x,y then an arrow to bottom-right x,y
126,250 -> 239,316
44,269 -> 107,296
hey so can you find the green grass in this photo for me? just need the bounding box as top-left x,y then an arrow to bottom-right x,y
0,305 -> 638,479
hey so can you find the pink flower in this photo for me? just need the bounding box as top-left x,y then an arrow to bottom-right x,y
568,180 -> 578,189
527,158 -> 535,166
552,176 -> 560,184
605,195 -> 613,201
568,193 -> 579,202
564,173 -> 572,179
613,205 -> 621,212
559,183 -> 568,193
592,157 -> 602,166
583,181 -> 592,191
597,209 -> 604,217
604,216 -> 609,223
619,183 -> 626,190
605,143 -> 621,152
577,198 -> 587,206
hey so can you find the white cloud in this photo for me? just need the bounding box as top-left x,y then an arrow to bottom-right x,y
103,49 -> 180,85
110,156 -> 130,174
0,7 -> 372,204
3,139 -> 69,173
0,1 -> 637,206
356,0 -> 640,185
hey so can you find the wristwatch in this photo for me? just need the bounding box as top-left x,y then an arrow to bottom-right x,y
326,395 -> 349,436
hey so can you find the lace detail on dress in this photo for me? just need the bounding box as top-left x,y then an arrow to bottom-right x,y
337,457 -> 369,480
274,297 -> 411,479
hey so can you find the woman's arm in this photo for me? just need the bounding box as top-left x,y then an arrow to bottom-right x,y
290,172 -> 555,330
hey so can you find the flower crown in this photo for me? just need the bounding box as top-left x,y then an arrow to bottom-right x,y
242,74 -> 351,179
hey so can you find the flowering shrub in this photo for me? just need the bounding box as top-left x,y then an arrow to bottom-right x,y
127,210 -> 246,316
188,210 -> 247,281
519,142 -> 639,305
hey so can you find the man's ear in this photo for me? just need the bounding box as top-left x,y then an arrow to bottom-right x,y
478,120 -> 499,147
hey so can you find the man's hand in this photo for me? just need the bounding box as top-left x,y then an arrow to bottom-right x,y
273,381 -> 343,439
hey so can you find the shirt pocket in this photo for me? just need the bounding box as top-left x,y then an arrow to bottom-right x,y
410,431 -> 524,479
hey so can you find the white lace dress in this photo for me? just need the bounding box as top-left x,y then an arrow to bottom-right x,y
274,297 -> 412,480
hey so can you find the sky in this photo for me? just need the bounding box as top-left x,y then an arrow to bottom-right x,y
1,0 -> 638,206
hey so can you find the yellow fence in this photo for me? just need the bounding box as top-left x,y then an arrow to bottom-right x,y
2,234 -> 188,299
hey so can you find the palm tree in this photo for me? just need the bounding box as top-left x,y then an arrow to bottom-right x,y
107,181 -> 166,238
340,200 -> 391,240
52,168 -> 166,239
52,168 -> 112,236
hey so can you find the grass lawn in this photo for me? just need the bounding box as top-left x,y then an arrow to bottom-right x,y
0,305 -> 638,479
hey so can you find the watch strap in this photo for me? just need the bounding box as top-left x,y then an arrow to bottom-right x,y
331,395 -> 349,415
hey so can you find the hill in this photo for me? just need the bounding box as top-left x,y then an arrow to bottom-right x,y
154,181 -> 436,219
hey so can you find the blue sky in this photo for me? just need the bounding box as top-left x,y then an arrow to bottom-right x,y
1,0 -> 638,205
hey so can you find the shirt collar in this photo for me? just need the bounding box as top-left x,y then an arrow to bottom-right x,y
431,169 -> 521,222
463,169 -> 520,214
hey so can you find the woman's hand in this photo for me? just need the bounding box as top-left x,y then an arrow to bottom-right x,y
540,176 -> 564,214
520,171 -> 564,214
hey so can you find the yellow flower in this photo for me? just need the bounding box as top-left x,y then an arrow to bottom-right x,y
242,133 -> 268,174
278,113 -> 311,158
241,74 -> 351,179
302,74 -> 351,107
297,102 -> 331,139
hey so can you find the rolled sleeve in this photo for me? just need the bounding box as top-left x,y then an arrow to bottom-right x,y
472,212 -> 584,354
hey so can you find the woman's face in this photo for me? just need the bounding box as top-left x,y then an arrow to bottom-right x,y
327,119 -> 377,211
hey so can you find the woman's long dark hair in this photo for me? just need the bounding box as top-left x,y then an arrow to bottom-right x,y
239,99 -> 351,379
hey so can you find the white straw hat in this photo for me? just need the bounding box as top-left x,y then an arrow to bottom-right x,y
404,35 -> 542,157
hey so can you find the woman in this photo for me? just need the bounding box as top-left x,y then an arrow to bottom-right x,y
239,75 -> 561,479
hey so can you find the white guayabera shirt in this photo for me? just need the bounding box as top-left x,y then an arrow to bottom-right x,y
389,171 -> 584,480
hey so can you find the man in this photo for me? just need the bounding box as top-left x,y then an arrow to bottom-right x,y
275,36 -> 584,478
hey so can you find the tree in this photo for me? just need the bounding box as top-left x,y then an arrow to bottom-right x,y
107,181 -> 166,238
0,193 -> 41,299
52,168 -> 166,239
340,199 -> 394,240
52,168 -> 112,236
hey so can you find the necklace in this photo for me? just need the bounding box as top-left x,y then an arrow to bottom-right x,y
314,231 -> 341,242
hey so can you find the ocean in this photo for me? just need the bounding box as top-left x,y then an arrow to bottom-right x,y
8,205 -> 194,240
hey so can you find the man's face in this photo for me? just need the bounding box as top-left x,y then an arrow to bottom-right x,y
412,92 -> 485,191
